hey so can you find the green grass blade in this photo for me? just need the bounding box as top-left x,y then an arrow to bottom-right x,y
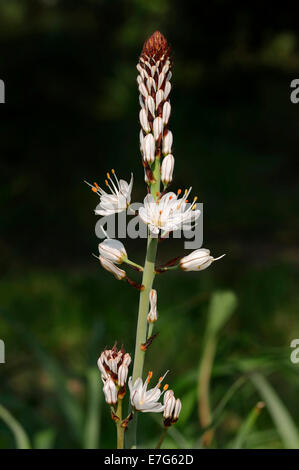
250,372 -> 299,449
232,401 -> 265,449
0,404 -> 31,449
83,367 -> 102,449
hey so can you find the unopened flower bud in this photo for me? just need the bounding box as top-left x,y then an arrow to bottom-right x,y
162,130 -> 173,155
118,364 -> 129,387
146,95 -> 155,118
99,256 -> 126,280
139,108 -> 150,133
103,377 -> 118,405
164,81 -> 171,100
163,390 -> 176,419
179,249 -> 225,272
172,398 -> 182,423
156,89 -> 164,109
122,353 -> 132,367
97,354 -> 108,380
153,117 -> 163,141
162,101 -> 171,125
143,133 -> 155,164
98,239 -> 127,264
147,288 -> 158,323
161,154 -> 174,185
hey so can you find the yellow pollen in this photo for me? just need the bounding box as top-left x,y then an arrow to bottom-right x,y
111,169 -> 115,174
163,384 -> 169,391
193,196 -> 198,202
192,204 -> 197,210
147,371 -> 153,383
184,189 -> 188,195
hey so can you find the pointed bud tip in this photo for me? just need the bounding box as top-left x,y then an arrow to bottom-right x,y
141,31 -> 170,60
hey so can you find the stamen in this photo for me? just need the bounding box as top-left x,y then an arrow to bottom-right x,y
93,182 -> 99,189
147,371 -> 153,383
92,187 -> 98,193
107,172 -> 110,179
192,204 -> 197,210
156,191 -> 159,197
105,179 -> 109,187
169,195 -> 173,200
111,169 -> 115,174
177,189 -> 182,195
163,384 -> 169,391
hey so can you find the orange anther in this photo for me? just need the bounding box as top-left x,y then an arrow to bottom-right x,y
169,195 -> 172,200
93,182 -> 99,189
107,172 -> 110,179
163,384 -> 169,391
92,187 -> 98,193
156,191 -> 159,197
111,169 -> 115,174
105,179 -> 109,186
177,189 -> 182,195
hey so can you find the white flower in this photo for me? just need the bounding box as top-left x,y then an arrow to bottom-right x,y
161,154 -> 174,185
128,371 -> 169,413
138,189 -> 200,236
143,134 -> 155,164
180,249 -> 225,272
99,256 -> 126,280
98,239 -> 127,264
162,130 -> 173,155
103,377 -> 118,405
147,289 -> 158,323
86,170 -> 133,216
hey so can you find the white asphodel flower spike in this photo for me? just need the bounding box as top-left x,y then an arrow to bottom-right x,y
103,377 -> 118,405
85,169 -> 133,216
137,31 -> 172,166
179,249 -> 226,272
98,239 -> 127,264
99,256 -> 126,280
128,371 -> 169,413
161,154 -> 174,185
138,189 -> 201,236
147,288 -> 158,323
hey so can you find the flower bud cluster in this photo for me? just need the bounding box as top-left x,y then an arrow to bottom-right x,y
98,344 -> 131,405
137,31 -> 174,186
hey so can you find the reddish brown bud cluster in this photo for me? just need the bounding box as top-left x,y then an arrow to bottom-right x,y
141,31 -> 171,63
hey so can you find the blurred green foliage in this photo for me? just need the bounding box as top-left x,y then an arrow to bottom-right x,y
1,0 -> 299,449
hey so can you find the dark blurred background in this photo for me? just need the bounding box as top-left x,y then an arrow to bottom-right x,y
0,0 -> 299,449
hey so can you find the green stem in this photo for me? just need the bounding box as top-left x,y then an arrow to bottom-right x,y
115,399 -> 124,449
129,158 -> 161,449
132,236 -> 158,381
124,258 -> 144,271
156,427 -> 168,449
